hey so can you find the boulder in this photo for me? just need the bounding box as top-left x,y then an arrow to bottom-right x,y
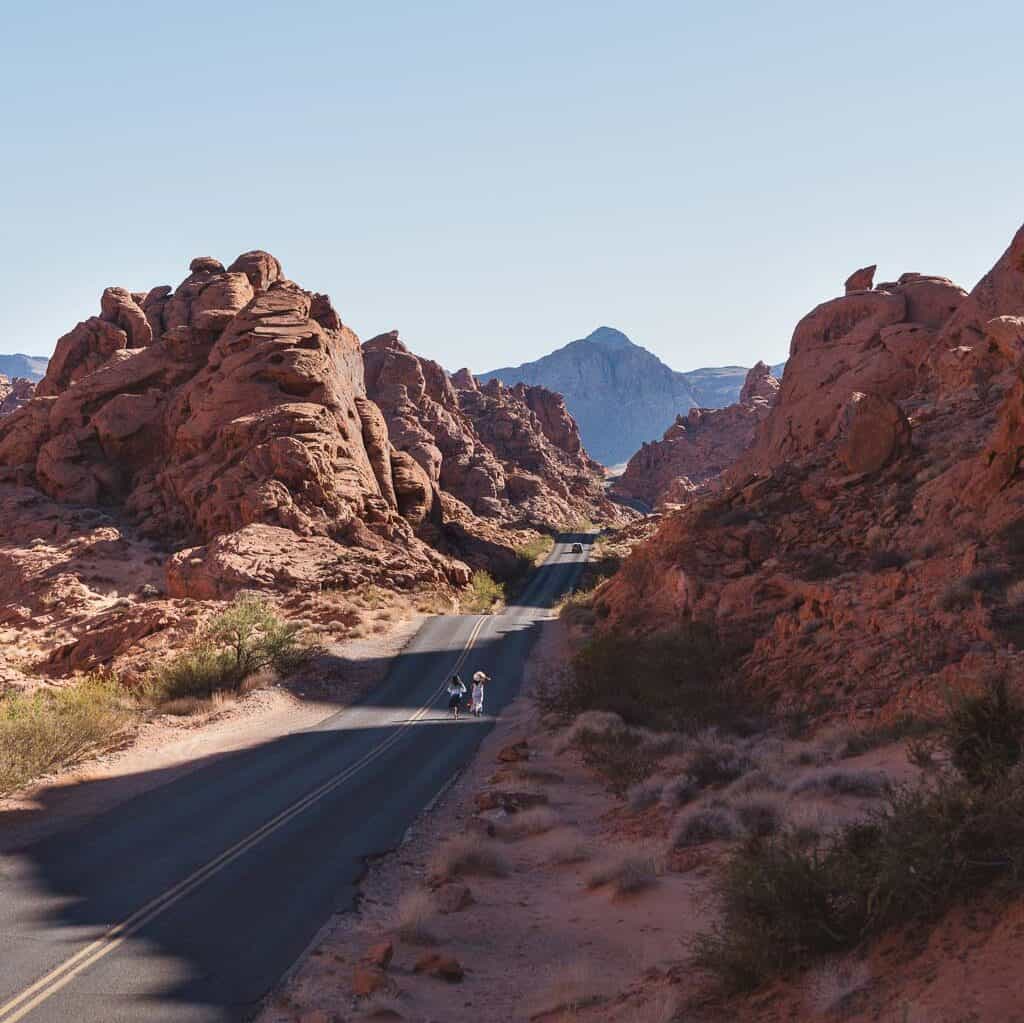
844,264 -> 877,293
839,393 -> 911,474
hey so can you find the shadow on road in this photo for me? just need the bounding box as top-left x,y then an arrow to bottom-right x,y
0,545 -> 584,1022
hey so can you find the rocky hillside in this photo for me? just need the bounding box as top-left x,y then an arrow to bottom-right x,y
613,361 -> 780,508
598,223 -> 1024,720
0,252 -> 616,683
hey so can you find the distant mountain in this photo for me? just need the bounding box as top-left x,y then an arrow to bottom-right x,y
0,354 -> 48,381
481,327 -> 701,465
481,327 -> 784,466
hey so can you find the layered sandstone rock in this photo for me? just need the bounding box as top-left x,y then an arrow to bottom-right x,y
734,272 -> 968,478
0,253 -> 470,612
613,362 -> 779,508
599,222 -> 1024,723
363,332 -> 618,529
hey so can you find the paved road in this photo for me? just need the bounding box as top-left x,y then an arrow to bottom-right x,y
0,536 -> 591,1023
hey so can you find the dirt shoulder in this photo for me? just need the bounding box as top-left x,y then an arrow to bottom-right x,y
0,617 -> 423,853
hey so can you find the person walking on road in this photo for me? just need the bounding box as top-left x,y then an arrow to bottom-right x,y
447,674 -> 467,719
471,671 -> 490,716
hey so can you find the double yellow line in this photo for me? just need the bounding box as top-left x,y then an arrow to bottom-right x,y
0,615 -> 489,1023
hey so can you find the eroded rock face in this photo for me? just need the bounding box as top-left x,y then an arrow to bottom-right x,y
363,332 -> 618,529
844,265 -> 877,293
0,377 -> 35,416
736,273 -> 967,476
0,253 -> 470,606
614,362 -> 779,508
600,221 -> 1024,724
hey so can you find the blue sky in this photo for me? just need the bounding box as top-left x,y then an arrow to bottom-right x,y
2,1 -> 1021,373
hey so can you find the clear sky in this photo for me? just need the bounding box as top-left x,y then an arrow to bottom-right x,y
2,1 -> 1022,374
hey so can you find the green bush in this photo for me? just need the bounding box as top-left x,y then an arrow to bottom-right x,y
460,570 -> 506,613
149,595 -> 309,703
556,625 -> 755,733
944,676 -> 1024,785
694,770 -> 1024,992
0,674 -> 135,796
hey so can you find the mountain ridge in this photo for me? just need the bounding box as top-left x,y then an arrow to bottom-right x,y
481,327 -> 783,465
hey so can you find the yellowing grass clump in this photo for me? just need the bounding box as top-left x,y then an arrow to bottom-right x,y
0,674 -> 135,796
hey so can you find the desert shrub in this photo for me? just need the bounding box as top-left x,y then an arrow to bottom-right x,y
627,777 -> 664,810
943,676 -> 1024,785
868,549 -> 909,573
545,829 -> 591,865
695,770 -> 1024,992
659,774 -> 699,808
686,736 -> 754,788
575,727 -> 660,795
791,769 -> 891,798
429,834 -> 510,880
0,674 -> 135,796
671,806 -> 740,848
149,595 -> 309,702
734,797 -> 785,838
460,570 -> 505,613
559,624 -> 755,733
515,534 -> 555,566
585,851 -> 658,894
728,768 -> 787,796
395,889 -> 437,945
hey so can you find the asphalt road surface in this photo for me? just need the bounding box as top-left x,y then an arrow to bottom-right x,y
0,535 -> 592,1023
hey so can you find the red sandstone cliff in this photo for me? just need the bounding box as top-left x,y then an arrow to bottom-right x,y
599,222 -> 1024,721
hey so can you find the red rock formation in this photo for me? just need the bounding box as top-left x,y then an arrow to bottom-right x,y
0,254 -> 470,606
600,221 -> 1024,724
613,362 -> 779,508
363,333 -> 619,529
0,377 -> 34,416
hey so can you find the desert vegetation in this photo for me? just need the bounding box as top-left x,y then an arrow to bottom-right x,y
147,594 -> 313,707
0,673 -> 135,796
694,676 -> 1024,992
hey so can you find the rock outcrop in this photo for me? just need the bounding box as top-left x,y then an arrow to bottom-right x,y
0,252 -> 630,679
0,376 -> 35,416
613,362 -> 779,508
363,332 -> 618,528
0,253 -> 470,609
599,221 -> 1024,723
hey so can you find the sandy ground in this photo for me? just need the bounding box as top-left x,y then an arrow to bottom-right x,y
0,617 -> 424,853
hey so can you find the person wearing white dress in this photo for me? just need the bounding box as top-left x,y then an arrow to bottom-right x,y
471,671 -> 490,716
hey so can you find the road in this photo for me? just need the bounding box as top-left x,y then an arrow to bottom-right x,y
0,536 -> 591,1023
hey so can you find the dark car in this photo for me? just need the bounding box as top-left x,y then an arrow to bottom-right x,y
571,542 -> 584,554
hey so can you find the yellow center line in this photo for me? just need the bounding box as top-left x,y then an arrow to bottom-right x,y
0,615 -> 488,1023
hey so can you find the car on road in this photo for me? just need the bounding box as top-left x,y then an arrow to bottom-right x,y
571,542 -> 584,553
